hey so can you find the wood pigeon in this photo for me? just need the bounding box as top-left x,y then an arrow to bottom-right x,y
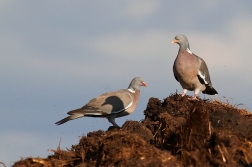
55,77 -> 146,127
172,34 -> 218,100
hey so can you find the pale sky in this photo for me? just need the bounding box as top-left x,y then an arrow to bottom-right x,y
1,1 -> 252,165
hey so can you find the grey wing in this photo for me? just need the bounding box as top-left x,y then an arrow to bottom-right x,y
173,63 -> 179,82
99,90 -> 133,114
68,90 -> 133,116
194,54 -> 212,86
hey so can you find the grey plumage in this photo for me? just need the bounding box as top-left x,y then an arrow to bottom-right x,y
55,77 -> 146,127
172,34 -> 218,100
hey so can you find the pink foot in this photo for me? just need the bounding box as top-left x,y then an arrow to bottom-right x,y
189,94 -> 199,101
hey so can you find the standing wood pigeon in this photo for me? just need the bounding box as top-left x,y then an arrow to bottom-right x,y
172,34 -> 218,100
55,77 -> 147,127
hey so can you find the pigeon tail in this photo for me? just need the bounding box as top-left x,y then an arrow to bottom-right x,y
55,114 -> 84,125
202,86 -> 218,95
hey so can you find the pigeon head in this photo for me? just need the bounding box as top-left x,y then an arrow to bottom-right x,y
172,34 -> 190,50
128,77 -> 147,91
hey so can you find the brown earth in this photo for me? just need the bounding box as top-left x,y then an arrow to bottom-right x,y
11,93 -> 252,167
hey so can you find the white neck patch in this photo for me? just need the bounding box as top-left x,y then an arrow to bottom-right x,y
186,48 -> 192,54
127,88 -> 135,93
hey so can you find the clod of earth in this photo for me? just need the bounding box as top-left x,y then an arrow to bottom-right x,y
12,94 -> 252,167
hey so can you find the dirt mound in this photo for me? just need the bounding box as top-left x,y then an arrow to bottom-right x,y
12,94 -> 252,167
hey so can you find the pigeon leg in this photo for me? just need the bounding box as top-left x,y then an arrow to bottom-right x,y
108,115 -> 120,128
181,89 -> 188,97
190,89 -> 200,100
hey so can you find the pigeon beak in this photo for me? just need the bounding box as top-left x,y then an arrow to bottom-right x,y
172,39 -> 178,44
141,82 -> 147,87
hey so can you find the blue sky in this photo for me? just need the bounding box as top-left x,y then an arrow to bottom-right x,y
1,1 -> 252,165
